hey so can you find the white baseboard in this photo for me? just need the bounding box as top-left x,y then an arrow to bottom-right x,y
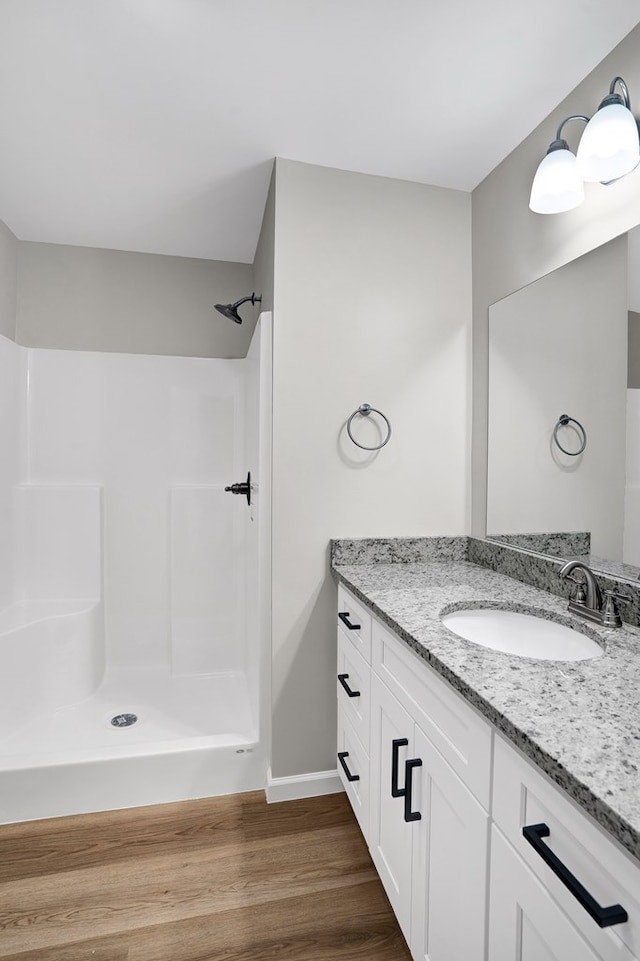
266,767 -> 344,803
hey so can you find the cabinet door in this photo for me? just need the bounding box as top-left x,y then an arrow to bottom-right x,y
370,672 -> 416,942
337,629 -> 370,752
411,724 -> 489,961
489,826 -> 605,961
337,706 -> 370,839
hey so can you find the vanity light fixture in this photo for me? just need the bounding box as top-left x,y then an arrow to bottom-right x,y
529,76 -> 640,215
576,77 -> 639,183
529,115 -> 589,214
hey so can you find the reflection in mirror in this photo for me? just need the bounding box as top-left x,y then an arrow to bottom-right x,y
486,229 -> 640,582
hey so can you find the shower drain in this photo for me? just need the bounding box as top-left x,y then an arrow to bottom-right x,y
110,713 -> 138,728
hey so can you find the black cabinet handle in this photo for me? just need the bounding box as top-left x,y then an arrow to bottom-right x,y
338,611 -> 361,631
338,751 -> 360,782
522,823 -> 628,928
338,673 -> 360,698
403,759 -> 422,822
391,738 -> 408,797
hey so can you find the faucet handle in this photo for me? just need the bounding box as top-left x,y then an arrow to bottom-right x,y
601,589 -> 629,628
564,575 -> 587,606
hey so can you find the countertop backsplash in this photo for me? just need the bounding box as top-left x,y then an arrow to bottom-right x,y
485,531 -> 591,557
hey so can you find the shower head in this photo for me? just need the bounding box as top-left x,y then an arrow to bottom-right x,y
215,302 -> 244,324
214,292 -> 262,324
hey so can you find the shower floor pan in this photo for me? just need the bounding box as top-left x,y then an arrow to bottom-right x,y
0,668 -> 265,824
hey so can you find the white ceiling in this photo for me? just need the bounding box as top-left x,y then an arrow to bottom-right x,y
1,0 -> 639,264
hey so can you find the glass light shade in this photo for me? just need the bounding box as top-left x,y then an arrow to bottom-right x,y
529,148 -> 584,214
576,102 -> 640,182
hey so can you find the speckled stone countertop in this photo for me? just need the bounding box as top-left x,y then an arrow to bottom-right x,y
331,548 -> 640,864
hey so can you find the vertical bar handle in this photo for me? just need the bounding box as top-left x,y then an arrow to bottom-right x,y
338,751 -> 360,783
338,674 -> 360,698
403,758 -> 422,822
522,823 -> 628,928
338,611 -> 361,631
391,737 -> 408,797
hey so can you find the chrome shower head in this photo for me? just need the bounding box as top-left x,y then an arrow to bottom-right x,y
214,292 -> 262,325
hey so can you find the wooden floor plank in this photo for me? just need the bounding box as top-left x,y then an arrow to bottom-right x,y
1,943 -> 130,961
0,792 -> 354,883
0,792 -> 412,961
123,881 -> 412,961
2,884 -> 411,961
0,826 -> 375,953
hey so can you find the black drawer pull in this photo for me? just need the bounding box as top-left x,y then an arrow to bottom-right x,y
391,738 -> 408,797
522,823 -> 628,928
338,751 -> 360,782
403,758 -> 422,822
338,673 -> 360,698
338,611 -> 361,631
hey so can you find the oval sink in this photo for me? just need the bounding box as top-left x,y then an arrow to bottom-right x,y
441,608 -> 603,661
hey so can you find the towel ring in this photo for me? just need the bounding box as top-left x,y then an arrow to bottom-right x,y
347,403 -> 392,451
553,414 -> 587,456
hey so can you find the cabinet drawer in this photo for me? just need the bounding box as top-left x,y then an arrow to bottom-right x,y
337,630 -> 370,752
337,707 -> 370,839
372,618 -> 492,808
337,584 -> 372,662
493,734 -> 640,961
489,825 -> 605,961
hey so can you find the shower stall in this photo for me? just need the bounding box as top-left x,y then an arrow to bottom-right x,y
0,315 -> 271,823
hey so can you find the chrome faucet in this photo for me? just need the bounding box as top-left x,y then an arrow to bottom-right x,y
559,560 -> 626,628
559,560 -> 602,619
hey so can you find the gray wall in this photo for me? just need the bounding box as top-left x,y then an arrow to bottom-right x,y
472,22 -> 640,535
629,311 -> 640,388
0,219 -> 17,341
270,159 -> 472,779
16,242 -> 255,357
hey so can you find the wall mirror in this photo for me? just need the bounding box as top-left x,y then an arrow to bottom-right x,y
486,225 -> 640,581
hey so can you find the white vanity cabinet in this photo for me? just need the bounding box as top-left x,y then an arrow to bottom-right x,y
337,585 -> 492,961
335,583 -> 640,961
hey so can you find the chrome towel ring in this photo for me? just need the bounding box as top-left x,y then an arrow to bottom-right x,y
553,414 -> 587,456
347,403 -> 392,451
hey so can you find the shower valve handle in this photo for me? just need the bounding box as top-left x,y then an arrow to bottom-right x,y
224,471 -> 251,506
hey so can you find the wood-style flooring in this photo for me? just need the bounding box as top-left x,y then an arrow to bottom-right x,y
0,790 -> 412,961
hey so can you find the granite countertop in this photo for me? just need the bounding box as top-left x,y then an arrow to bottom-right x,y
332,554 -> 640,864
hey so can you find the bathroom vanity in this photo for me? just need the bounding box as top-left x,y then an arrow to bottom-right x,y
332,538 -> 640,961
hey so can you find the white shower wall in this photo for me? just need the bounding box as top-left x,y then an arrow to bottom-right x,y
243,315 -> 272,747
0,335 -> 23,609
25,347 -> 249,676
14,485 -> 102,602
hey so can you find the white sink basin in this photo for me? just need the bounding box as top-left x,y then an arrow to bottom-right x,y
441,608 -> 603,661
